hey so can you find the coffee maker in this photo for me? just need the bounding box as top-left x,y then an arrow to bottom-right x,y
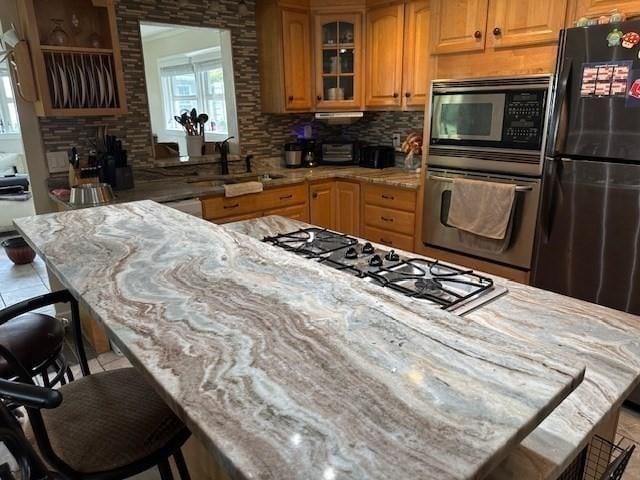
300,139 -> 318,168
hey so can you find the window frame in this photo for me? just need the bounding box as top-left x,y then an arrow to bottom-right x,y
0,67 -> 20,136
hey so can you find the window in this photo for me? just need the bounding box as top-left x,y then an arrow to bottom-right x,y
158,47 -> 236,141
0,67 -> 19,135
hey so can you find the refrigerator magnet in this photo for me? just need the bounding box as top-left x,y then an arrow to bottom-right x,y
626,71 -> 640,108
621,32 -> 640,48
607,28 -> 624,47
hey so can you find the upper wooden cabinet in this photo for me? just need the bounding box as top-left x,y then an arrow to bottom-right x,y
403,1 -> 431,108
569,0 -> 640,18
365,4 -> 405,108
257,1 -> 314,113
314,13 -> 364,110
487,0 -> 568,48
432,0 -> 488,54
282,10 -> 314,110
365,1 -> 431,110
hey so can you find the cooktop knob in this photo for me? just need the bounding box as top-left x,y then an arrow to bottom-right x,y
369,254 -> 383,267
362,242 -> 375,254
345,247 -> 358,259
384,250 -> 400,262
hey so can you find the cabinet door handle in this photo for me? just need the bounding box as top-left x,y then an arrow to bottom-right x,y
279,194 -> 293,200
474,30 -> 482,39
224,203 -> 240,209
288,95 -> 294,102
381,194 -> 395,200
380,238 -> 393,245
317,95 -> 323,101
312,192 -> 318,199
381,216 -> 394,223
393,92 -> 399,98
493,27 -> 502,36
405,92 -> 411,98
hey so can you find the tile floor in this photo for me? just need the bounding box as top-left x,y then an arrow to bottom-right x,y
2,232 -> 640,478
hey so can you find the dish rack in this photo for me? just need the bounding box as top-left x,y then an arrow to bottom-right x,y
16,0 -> 127,117
43,51 -> 120,110
559,435 -> 637,480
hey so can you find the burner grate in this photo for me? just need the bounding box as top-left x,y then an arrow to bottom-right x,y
263,228 -> 495,311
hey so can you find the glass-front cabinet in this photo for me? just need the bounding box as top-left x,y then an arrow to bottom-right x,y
314,13 -> 362,110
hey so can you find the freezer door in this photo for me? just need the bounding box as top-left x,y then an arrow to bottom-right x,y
532,158 -> 640,314
555,21 -> 640,161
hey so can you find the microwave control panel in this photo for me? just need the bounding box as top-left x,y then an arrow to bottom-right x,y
502,90 -> 546,148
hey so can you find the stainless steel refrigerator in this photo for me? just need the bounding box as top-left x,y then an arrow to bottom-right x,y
532,20 -> 640,317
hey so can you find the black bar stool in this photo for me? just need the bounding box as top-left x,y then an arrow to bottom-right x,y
0,290 -> 191,480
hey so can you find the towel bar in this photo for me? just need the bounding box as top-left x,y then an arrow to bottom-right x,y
428,175 -> 534,192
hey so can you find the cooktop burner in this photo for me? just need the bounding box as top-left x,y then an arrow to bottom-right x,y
263,228 -> 506,314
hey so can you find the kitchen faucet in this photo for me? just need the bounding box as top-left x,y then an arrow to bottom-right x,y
216,136 -> 234,175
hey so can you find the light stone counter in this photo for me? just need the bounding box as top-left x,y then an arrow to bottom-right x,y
229,215 -> 640,480
15,202 -> 587,480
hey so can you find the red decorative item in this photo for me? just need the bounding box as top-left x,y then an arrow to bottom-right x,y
2,237 -> 36,265
621,32 -> 640,48
629,79 -> 640,99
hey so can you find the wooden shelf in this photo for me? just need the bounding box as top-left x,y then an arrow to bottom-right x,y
40,45 -> 114,54
322,43 -> 355,49
322,73 -> 355,76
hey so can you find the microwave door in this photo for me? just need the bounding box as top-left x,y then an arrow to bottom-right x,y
432,93 -> 505,143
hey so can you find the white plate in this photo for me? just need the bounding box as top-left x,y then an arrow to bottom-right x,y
104,62 -> 113,107
68,58 -> 78,107
57,65 -> 68,108
49,65 -> 60,107
77,61 -> 86,107
96,58 -> 106,107
86,57 -> 96,107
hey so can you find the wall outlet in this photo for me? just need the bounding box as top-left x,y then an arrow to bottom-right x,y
46,151 -> 69,174
392,134 -> 401,148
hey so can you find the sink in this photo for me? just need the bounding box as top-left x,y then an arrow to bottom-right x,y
225,173 -> 286,184
188,180 -> 228,188
189,173 -> 286,187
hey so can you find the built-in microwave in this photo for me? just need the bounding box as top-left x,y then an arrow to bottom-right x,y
429,75 -> 553,176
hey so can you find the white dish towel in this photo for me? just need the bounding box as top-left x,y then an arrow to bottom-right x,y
447,178 -> 516,240
224,181 -> 264,198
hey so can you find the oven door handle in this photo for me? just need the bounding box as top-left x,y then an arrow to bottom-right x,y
428,175 -> 533,192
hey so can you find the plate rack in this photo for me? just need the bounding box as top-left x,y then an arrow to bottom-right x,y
16,0 -> 127,117
43,51 -> 120,110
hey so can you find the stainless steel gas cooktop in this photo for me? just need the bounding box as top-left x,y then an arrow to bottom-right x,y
263,228 -> 507,315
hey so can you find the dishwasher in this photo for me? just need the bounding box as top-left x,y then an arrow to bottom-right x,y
163,198 -> 203,218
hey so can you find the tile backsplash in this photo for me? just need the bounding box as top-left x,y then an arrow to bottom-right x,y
38,0 -> 425,172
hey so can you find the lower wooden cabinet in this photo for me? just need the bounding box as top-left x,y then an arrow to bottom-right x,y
201,184 -> 308,224
335,181 -> 360,236
309,181 -> 336,229
264,204 -> 309,222
362,225 -> 415,251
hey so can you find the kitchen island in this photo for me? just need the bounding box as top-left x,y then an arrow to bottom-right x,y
13,201 -> 591,480
230,215 -> 640,480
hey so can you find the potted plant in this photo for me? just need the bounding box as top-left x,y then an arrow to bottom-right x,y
174,108 -> 209,157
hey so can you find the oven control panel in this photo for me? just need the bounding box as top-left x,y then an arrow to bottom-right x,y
502,91 -> 546,148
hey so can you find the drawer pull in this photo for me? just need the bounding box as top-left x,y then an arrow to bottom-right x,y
224,203 -> 240,209
381,194 -> 395,200
279,194 -> 293,200
381,216 -> 394,222
380,238 -> 393,245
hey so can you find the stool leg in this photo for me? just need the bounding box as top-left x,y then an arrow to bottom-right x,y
66,367 -> 74,382
173,450 -> 191,480
41,367 -> 50,388
158,458 -> 174,480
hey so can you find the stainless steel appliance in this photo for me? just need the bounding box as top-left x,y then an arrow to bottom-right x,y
284,143 -> 303,168
263,227 -> 507,315
424,169 -> 541,269
321,142 -> 358,165
532,20 -> 640,317
429,75 -> 553,176
359,145 -> 395,169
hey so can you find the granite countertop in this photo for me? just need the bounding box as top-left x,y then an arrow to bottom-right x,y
229,215 -> 640,480
15,201 -> 587,480
48,166 -> 422,209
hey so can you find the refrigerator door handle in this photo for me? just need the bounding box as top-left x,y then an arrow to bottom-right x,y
540,157 -> 565,242
547,58 -> 573,157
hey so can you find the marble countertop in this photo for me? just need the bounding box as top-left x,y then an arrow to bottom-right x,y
15,201 -> 587,480
230,216 -> 640,480
48,166 -> 421,209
